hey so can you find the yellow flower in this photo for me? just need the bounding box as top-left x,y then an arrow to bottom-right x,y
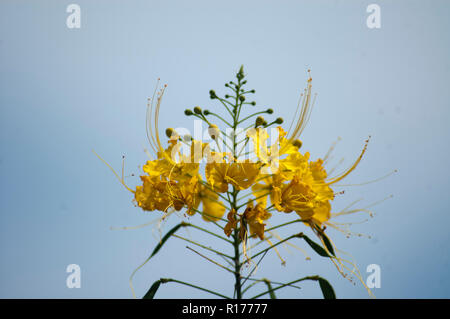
224,209 -> 238,237
205,159 -> 261,192
243,202 -> 271,240
273,174 -> 316,214
224,202 -> 271,240
247,126 -> 299,171
143,139 -> 208,183
251,151 -> 335,227
187,181 -> 226,222
134,175 -> 181,212
136,173 -> 226,222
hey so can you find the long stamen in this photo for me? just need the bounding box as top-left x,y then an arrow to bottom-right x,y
326,137 -> 370,185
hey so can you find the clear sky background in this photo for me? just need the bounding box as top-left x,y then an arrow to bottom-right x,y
1,0 -> 449,298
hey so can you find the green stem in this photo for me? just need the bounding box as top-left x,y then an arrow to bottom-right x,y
242,278 -> 302,296
250,276 -> 319,299
232,75 -> 243,299
232,192 -> 242,299
207,112 -> 232,127
237,111 -> 267,125
172,234 -> 234,260
248,234 -> 299,261
185,223 -> 233,244
161,278 -> 231,299
263,219 -> 305,233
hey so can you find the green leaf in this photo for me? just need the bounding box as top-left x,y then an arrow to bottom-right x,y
320,233 -> 335,257
318,277 -> 336,299
143,280 -> 161,299
150,223 -> 183,258
301,234 -> 331,257
130,223 -> 185,298
262,279 -> 277,299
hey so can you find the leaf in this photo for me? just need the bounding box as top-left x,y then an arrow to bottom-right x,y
320,233 -> 335,257
301,234 -> 331,257
262,279 -> 277,299
130,223 -> 185,298
150,223 -> 183,258
318,277 -> 336,299
143,280 -> 161,299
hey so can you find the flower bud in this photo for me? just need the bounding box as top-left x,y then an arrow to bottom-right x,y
203,109 -> 210,115
266,108 -> 273,114
239,95 -> 246,102
255,116 -> 265,127
275,117 -> 284,124
250,101 -> 256,106
208,124 -> 220,140
184,109 -> 193,116
293,139 -> 302,149
237,65 -> 245,80
165,128 -> 175,138
193,106 -> 202,114
209,90 -> 217,99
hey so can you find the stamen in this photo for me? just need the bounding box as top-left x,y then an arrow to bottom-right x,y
326,137 -> 370,185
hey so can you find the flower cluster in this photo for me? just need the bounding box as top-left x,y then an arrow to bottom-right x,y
102,66 -> 376,299
132,66 -> 368,247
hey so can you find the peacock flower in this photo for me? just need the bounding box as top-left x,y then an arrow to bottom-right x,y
242,202 -> 272,240
205,159 -> 261,192
100,66 -> 383,299
186,180 -> 227,222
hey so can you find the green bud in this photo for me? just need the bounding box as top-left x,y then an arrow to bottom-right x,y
239,95 -> 246,102
275,117 -> 284,124
237,65 -> 245,80
225,94 -> 230,98
209,90 -> 217,99
293,139 -> 302,149
250,89 -> 255,93
255,116 -> 265,127
203,109 -> 210,115
193,106 -> 202,114
266,108 -> 273,114
262,120 -> 268,126
184,109 -> 193,116
250,101 -> 256,106
165,128 -> 174,138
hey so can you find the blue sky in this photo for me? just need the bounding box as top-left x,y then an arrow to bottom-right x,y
1,0 -> 449,298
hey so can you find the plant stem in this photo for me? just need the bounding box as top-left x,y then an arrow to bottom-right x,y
250,276 -> 319,299
233,224 -> 242,299
160,278 -> 231,299
232,73 -> 242,299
